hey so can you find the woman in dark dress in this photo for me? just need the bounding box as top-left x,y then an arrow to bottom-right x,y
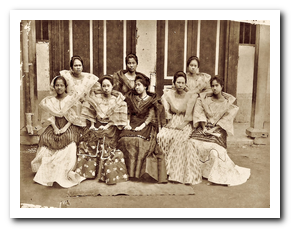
118,73 -> 167,183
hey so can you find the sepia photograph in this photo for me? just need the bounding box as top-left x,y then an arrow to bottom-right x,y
9,7 -> 281,221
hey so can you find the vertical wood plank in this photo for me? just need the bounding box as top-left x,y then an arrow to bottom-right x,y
156,20 -> 165,97
225,20 -> 240,98
167,20 -> 185,75
106,20 -> 123,75
72,20 -> 90,72
93,20 -> 103,77
126,20 -> 136,55
187,20 -> 198,61
63,20 -> 70,70
28,20 -> 37,125
218,20 -> 227,80
200,20 -> 217,77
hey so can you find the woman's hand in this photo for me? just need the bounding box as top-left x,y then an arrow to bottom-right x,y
134,123 -> 146,131
58,127 -> 66,134
99,125 -> 109,130
202,127 -> 207,135
124,125 -> 132,130
89,126 -> 98,131
176,121 -> 189,130
53,127 -> 60,135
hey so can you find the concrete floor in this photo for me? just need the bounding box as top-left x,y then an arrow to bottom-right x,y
20,143 -> 270,209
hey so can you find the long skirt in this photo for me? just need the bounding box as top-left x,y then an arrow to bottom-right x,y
31,142 -> 86,188
190,126 -> 251,186
118,127 -> 167,183
77,123 -> 129,184
190,138 -> 251,186
157,114 -> 193,174
166,139 -> 202,185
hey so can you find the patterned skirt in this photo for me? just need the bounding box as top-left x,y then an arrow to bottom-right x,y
157,114 -> 193,172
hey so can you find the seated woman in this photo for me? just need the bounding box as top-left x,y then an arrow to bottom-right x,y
117,73 -> 167,183
31,76 -> 86,188
157,71 -> 202,185
112,53 -> 142,95
78,76 -> 129,185
171,76 -> 251,186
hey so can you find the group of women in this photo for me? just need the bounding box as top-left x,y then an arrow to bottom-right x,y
31,53 -> 251,188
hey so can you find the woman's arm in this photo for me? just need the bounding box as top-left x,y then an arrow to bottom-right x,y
134,107 -> 155,131
48,116 -> 60,135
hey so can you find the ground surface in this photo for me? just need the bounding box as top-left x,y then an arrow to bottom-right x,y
20,143 -> 270,208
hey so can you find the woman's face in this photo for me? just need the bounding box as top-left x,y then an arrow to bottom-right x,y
102,79 -> 113,95
188,59 -> 199,74
174,76 -> 186,92
72,59 -> 83,74
135,80 -> 146,95
126,58 -> 137,73
54,79 -> 66,95
211,80 -> 223,95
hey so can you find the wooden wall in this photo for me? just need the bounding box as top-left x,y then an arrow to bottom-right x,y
156,20 -> 239,97
47,20 -> 239,97
48,20 -> 136,81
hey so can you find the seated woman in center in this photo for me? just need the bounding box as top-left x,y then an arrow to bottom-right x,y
77,76 -> 129,185
117,73 -> 167,183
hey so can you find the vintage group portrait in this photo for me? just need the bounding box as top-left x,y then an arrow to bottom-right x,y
10,9 -> 280,219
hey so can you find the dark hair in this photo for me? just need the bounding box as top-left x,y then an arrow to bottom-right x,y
125,53 -> 138,65
53,76 -> 67,88
210,76 -> 224,87
135,73 -> 150,88
70,55 -> 84,68
173,71 -> 187,84
98,75 -> 113,86
187,56 -> 200,68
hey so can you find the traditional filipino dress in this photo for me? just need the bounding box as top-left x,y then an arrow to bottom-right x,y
77,91 -> 129,184
59,70 -> 100,126
112,70 -> 143,94
157,88 -> 202,185
117,91 -> 167,183
31,93 -> 86,188
183,72 -> 212,122
180,92 -> 250,186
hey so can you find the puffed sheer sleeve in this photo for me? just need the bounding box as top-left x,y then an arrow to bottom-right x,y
202,73 -> 212,92
216,104 -> 239,136
193,97 -> 207,128
161,94 -> 172,120
109,100 -> 128,128
112,72 -> 122,92
144,107 -> 156,125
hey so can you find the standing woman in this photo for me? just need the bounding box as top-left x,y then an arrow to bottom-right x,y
112,53 -> 141,95
31,76 -> 86,188
118,73 -> 167,183
178,56 -> 212,129
157,71 -> 202,185
59,55 -> 100,126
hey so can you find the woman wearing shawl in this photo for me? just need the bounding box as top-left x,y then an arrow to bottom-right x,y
112,53 -> 142,95
177,56 -> 212,129
77,76 -> 129,185
169,76 -> 251,186
31,76 -> 86,188
118,73 -> 167,183
157,71 -> 202,185
59,55 -> 100,126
